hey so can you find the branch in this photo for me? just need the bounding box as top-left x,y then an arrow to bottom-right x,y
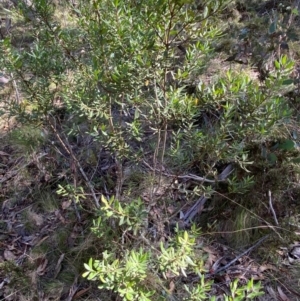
48,117 -> 100,208
211,235 -> 269,275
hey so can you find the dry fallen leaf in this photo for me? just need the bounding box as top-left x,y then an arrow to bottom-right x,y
167,205 -> 176,215
62,200 -> 72,210
4,250 -> 16,261
55,210 -> 66,223
202,246 -> 218,270
35,235 -> 49,247
53,253 -> 65,279
73,286 -> 91,299
0,76 -> 10,84
0,151 -> 9,156
165,270 -> 177,279
36,257 -> 48,275
169,281 -> 175,294
65,277 -> 78,301
0,280 -> 6,290
266,286 -> 277,298
277,286 -> 290,301
28,210 -> 44,226
258,263 -> 278,273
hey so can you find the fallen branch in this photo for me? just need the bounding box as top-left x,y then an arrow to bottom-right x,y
211,235 -> 269,275
182,164 -> 233,227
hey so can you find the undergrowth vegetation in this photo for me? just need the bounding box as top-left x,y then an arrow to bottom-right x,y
1,0 -> 300,300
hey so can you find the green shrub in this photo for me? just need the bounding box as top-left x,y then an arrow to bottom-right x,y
1,0 -> 298,299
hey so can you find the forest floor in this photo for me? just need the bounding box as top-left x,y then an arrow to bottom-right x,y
1,0 -> 300,300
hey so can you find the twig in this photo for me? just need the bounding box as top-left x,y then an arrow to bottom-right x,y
211,235 -> 269,275
182,164 -> 234,226
268,190 -> 279,226
10,73 -> 20,104
48,118 -> 100,208
142,160 -> 233,184
152,78 -> 161,200
177,173 -> 224,183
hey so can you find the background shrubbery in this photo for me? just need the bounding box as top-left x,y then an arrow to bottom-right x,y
1,0 -> 300,300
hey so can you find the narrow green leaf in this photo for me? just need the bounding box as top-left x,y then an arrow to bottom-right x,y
101,195 -> 109,206
106,211 -> 113,217
269,21 -> 277,34
278,139 -> 295,151
84,263 -> 93,272
126,292 -> 134,300
185,256 -> 196,266
184,231 -> 188,241
291,157 -> 300,164
119,216 -> 124,225
281,54 -> 287,65
89,257 -> 93,268
134,109 -> 140,119
282,79 -> 294,85
203,6 -> 208,18
267,153 -> 277,164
